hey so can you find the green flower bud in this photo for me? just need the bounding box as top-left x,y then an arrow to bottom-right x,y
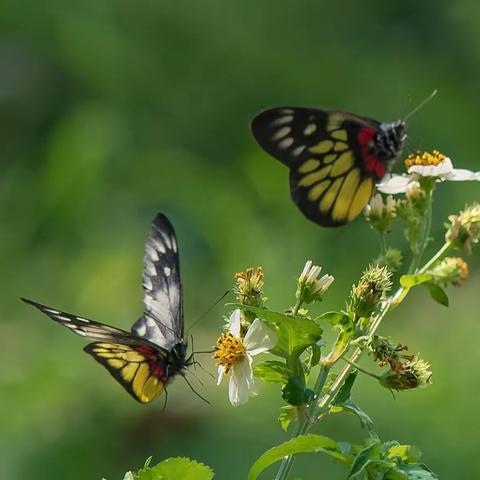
428,257 -> 469,287
364,194 -> 397,232
446,203 -> 480,254
379,357 -> 432,391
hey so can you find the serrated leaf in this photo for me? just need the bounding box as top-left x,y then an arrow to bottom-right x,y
254,361 -> 290,383
424,282 -> 449,307
278,405 -> 297,432
399,274 -> 432,288
248,434 -> 352,480
234,304 -> 323,359
135,457 -> 214,480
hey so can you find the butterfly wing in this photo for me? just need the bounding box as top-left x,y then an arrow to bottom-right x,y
251,107 -> 386,227
84,342 -> 167,403
131,213 -> 183,351
22,298 -> 168,403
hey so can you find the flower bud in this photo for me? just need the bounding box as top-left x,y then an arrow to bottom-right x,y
428,257 -> 469,287
374,248 -> 403,272
368,335 -> 413,371
379,357 -> 432,391
364,194 -> 397,232
234,267 -> 265,308
446,203 -> 480,254
296,261 -> 334,305
348,265 -> 392,318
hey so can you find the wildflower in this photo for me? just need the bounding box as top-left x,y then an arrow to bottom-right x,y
446,203 -> 480,254
379,356 -> 432,391
296,261 -> 334,304
368,336 -> 413,371
428,257 -> 469,287
364,194 -> 397,232
234,267 -> 265,308
214,309 -> 276,406
349,265 -> 392,318
377,150 -> 480,195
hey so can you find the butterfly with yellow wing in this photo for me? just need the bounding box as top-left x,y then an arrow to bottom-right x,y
251,107 -> 407,227
22,213 -> 192,404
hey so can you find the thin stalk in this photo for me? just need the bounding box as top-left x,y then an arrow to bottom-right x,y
341,356 -> 382,380
379,232 -> 386,256
418,241 -> 451,274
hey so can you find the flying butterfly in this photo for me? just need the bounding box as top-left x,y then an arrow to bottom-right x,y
251,106 -> 408,227
22,213 -> 193,404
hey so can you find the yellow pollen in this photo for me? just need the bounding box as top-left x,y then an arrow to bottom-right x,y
404,149 -> 446,169
213,332 -> 246,373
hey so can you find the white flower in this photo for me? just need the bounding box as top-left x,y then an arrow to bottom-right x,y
214,309 -> 276,406
377,152 -> 480,195
296,261 -> 334,304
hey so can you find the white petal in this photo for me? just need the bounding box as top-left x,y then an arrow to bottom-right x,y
243,318 -> 277,355
228,309 -> 242,337
229,357 -> 253,406
408,157 -> 453,177
442,168 -> 480,181
217,365 -> 226,385
376,174 -> 412,194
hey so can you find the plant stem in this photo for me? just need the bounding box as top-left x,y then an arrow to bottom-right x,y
274,364 -> 330,480
418,241 -> 451,274
379,232 -> 386,255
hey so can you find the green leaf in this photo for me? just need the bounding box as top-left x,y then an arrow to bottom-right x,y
282,376 -> 315,406
424,282 -> 449,307
248,434 -> 352,480
304,342 -> 322,373
322,314 -> 355,366
254,361 -> 290,383
396,464 -> 439,479
387,445 -> 422,463
399,274 -> 432,288
316,311 -> 346,325
234,304 -> 323,359
333,371 -> 358,404
331,400 -> 374,431
278,405 -> 297,432
134,457 -> 214,480
348,443 -> 395,479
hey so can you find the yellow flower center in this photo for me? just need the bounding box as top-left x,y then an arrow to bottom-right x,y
404,150 -> 446,168
213,332 -> 246,373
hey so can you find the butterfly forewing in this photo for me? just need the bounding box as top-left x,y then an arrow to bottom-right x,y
251,107 -> 392,227
131,213 -> 184,351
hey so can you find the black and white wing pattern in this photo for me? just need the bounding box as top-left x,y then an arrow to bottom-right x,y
20,297 -> 144,345
131,213 -> 184,351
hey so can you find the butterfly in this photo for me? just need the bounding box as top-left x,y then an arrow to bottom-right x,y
22,213 -> 191,404
251,107 -> 407,227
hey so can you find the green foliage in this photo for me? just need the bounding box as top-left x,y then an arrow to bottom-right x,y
318,311 -> 355,365
399,274 -> 432,288
254,361 -> 290,383
248,434 -> 352,480
278,405 -> 297,432
127,457 -> 214,480
281,376 -> 315,406
424,282 -> 449,307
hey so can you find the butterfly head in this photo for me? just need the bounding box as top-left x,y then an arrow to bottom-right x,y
375,121 -> 407,163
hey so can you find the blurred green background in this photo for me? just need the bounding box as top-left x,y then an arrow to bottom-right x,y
1,1 -> 480,478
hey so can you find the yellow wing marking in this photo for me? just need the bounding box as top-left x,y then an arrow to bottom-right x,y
331,129 -> 347,141
319,177 -> 343,213
330,151 -> 354,177
298,159 -> 321,174
298,166 -> 332,187
331,169 -> 361,223
323,153 -> 337,164
333,141 -> 349,152
108,359 -> 126,369
308,180 -> 330,201
348,177 -> 374,221
309,140 -> 333,154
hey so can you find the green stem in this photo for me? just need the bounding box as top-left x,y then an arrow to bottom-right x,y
379,232 -> 386,256
418,241 -> 452,274
341,356 -> 382,380
274,365 -> 330,480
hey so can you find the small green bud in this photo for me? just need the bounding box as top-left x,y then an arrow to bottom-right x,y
374,247 -> 403,272
364,194 -> 397,232
348,265 -> 392,318
234,267 -> 264,307
446,203 -> 480,254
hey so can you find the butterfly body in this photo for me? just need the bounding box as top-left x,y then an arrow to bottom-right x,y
23,213 -> 190,404
251,107 -> 406,227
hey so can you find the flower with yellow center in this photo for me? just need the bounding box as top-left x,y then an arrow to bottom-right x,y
377,150 -> 480,194
214,309 -> 276,406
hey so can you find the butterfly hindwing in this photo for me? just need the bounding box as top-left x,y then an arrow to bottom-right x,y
132,213 -> 183,351
251,107 -> 395,227
85,342 -> 167,403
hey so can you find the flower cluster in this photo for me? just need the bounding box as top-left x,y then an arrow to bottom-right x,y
296,261 -> 334,305
234,267 -> 265,307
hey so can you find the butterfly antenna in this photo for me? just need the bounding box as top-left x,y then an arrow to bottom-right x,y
403,90 -> 438,122
181,372 -> 211,404
185,290 -> 230,336
161,384 -> 169,412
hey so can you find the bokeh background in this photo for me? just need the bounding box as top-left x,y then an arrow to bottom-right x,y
1,1 -> 480,478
